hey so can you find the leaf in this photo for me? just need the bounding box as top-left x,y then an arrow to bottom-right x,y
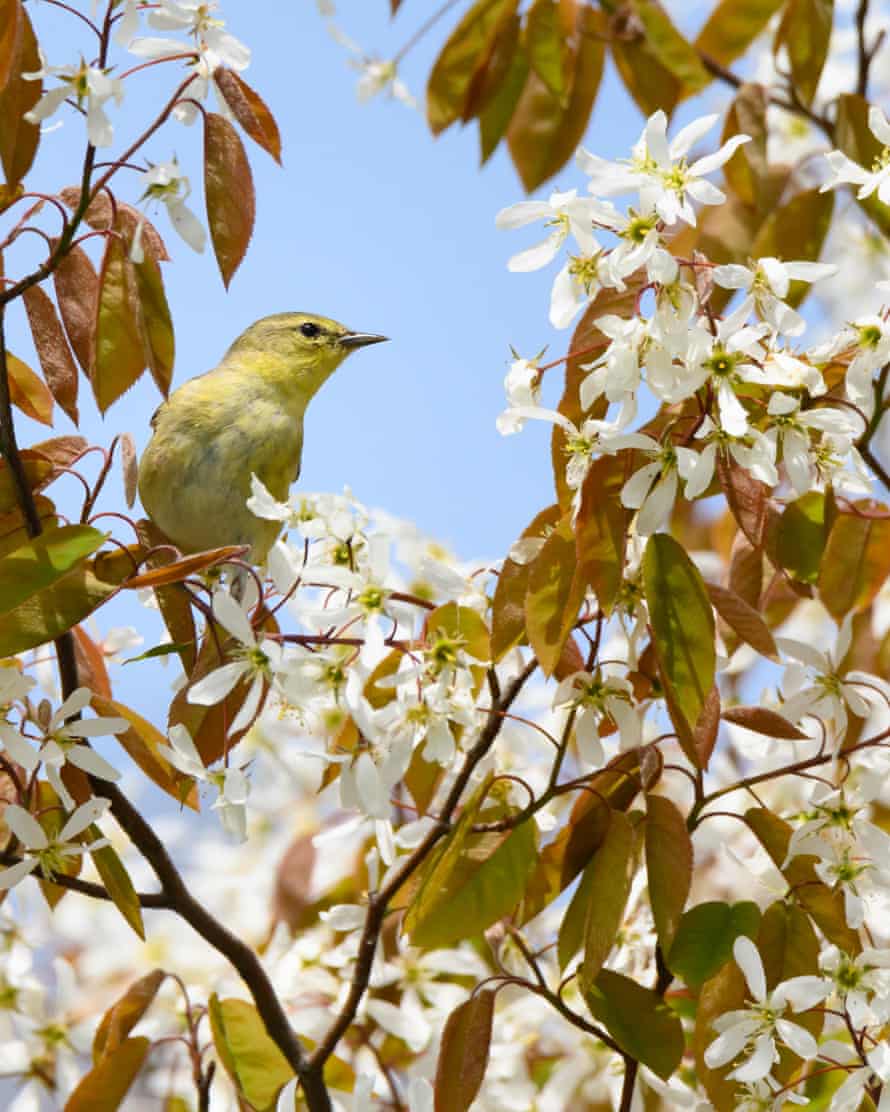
93,970 -> 166,1062
668,900 -> 760,989
133,252 -> 175,399
425,601 -> 490,661
491,504 -> 561,660
209,996 -> 293,1110
434,991 -> 495,1112
717,454 -> 770,547
645,794 -> 692,953
722,82 -> 770,209
426,0 -> 520,134
58,188 -> 170,262
745,807 -> 861,953
73,624 -> 112,699
575,455 -> 628,615
818,504 -> 890,619
631,0 -> 709,99
22,285 -> 79,423
93,233 -> 146,413
92,696 -> 198,810
560,811 -> 636,987
752,189 -> 834,308
463,10 -> 521,122
769,491 -> 826,585
64,1037 -> 150,1112
695,0 -> 786,67
213,68 -> 282,162
524,0 -> 567,99
835,94 -> 890,236
52,242 -> 98,376
525,514 -> 585,676
6,351 -> 53,425
706,582 -> 778,658
121,546 -> 245,589
642,533 -> 716,742
0,0 -> 22,94
89,836 -> 145,940
0,4 -> 39,187
694,959 -> 748,1111
0,525 -> 112,655
721,705 -> 809,740
405,807 -> 537,950
774,0 -> 833,107
204,112 -> 255,288
478,39 -> 528,163
271,833 -> 317,931
586,969 -> 684,1081
609,3 -> 679,116
507,6 -> 604,191
120,433 -> 138,510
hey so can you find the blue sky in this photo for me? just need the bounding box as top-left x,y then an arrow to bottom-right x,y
6,2 -> 651,721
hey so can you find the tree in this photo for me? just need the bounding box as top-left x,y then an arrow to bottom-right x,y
1,1 -> 890,1110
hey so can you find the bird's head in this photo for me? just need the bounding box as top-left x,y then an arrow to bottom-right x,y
224,312 -> 388,396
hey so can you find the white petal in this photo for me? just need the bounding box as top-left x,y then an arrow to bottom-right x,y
495,201 -> 554,230
0,859 -> 38,889
0,724 -> 39,770
188,661 -> 247,705
60,797 -> 111,841
66,746 -> 122,782
729,1033 -> 775,1082
508,233 -> 561,273
775,1018 -> 817,1059
3,805 -> 47,850
670,113 -> 718,157
65,716 -> 129,737
691,134 -> 750,176
704,1021 -> 755,1068
354,752 -> 389,819
212,590 -> 255,646
227,674 -> 264,736
734,936 -> 766,1002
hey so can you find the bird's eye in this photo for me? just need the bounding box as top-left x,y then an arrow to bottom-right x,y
300,322 -> 320,339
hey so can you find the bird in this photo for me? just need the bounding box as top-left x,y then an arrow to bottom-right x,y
138,311 -> 387,564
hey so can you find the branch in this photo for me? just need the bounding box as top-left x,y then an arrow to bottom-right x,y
306,657 -> 539,1074
0,852 -> 168,907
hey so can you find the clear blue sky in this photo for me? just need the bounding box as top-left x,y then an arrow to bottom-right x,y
6,3 -> 650,719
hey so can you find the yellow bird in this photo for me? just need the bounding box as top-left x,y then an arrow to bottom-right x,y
138,312 -> 387,562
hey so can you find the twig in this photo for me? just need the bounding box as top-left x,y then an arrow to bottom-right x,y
0,851 -> 168,907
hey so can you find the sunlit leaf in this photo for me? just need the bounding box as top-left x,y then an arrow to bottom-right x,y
525,513 -> 585,676
706,581 -> 777,658
645,793 -> 692,953
643,533 -> 716,744
6,351 -> 53,425
478,37 -> 528,163
722,82 -> 769,208
93,970 -> 166,1062
667,900 -> 760,988
121,546 -> 245,590
73,625 -> 112,700
463,10 -> 521,122
93,233 -> 146,413
0,4 -> 39,186
434,991 -> 494,1112
774,0 -> 833,107
22,285 -> 79,423
64,1037 -> 150,1112
208,995 -> 293,1110
717,454 -> 769,548
491,504 -> 560,660
213,67 -> 282,163
835,94 -> 890,236
524,0 -> 567,99
0,0 -> 22,93
769,491 -> 826,585
721,705 -> 808,740
695,0 -> 786,67
204,112 -> 255,288
586,968 -> 684,1081
425,601 -> 490,661
133,253 -> 175,399
575,455 -> 628,615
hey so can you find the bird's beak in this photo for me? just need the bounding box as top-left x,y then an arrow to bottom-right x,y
340,331 -> 389,349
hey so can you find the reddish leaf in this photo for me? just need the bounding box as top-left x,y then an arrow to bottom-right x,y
645,793 -> 692,952
133,253 -> 175,398
0,4 -> 39,186
0,0 -> 22,95
92,234 -> 146,413
204,113 -> 255,287
122,546 -> 246,589
717,454 -> 769,547
434,991 -> 495,1112
693,685 -> 721,770
73,625 -> 112,699
707,581 -> 778,658
120,433 -> 138,510
52,242 -> 98,376
271,833 -> 317,932
696,0 -> 786,67
525,513 -> 585,676
6,351 -> 53,425
23,284 -> 79,423
728,532 -> 763,609
213,68 -> 282,163
722,705 -> 809,740
491,503 -> 561,660
58,189 -> 170,262
575,455 -> 628,614
507,6 -> 604,191
819,504 -> 890,619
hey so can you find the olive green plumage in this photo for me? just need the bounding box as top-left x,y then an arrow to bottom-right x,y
138,312 -> 386,562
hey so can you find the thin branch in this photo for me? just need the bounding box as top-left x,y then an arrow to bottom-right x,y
0,852 -> 168,907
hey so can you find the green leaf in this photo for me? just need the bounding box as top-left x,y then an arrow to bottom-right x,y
524,0 -> 567,99
774,0 -> 833,107
633,0 -> 710,98
507,6 -> 604,191
575,455 -> 628,615
0,526 -> 113,656
667,900 -> 761,989
425,601 -> 490,661
751,189 -> 834,308
645,794 -> 692,953
771,491 -> 826,585
204,112 -> 256,288
586,969 -> 684,1081
89,835 -> 145,940
491,504 -> 561,661
93,970 -> 166,1062
434,990 -> 495,1112
133,252 -> 175,399
93,233 -> 146,413
818,504 -> 890,619
642,533 -> 716,740
525,514 -> 585,676
0,3 -> 40,187
695,0 -> 786,68
6,350 -> 53,425
478,38 -> 528,163
213,67 -> 282,163
64,1037 -> 150,1112
426,0 -> 520,134
745,807 -> 861,953
405,801 -> 537,949
208,996 -> 293,1111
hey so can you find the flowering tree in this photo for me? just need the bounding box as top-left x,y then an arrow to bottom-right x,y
2,1 -> 890,1111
